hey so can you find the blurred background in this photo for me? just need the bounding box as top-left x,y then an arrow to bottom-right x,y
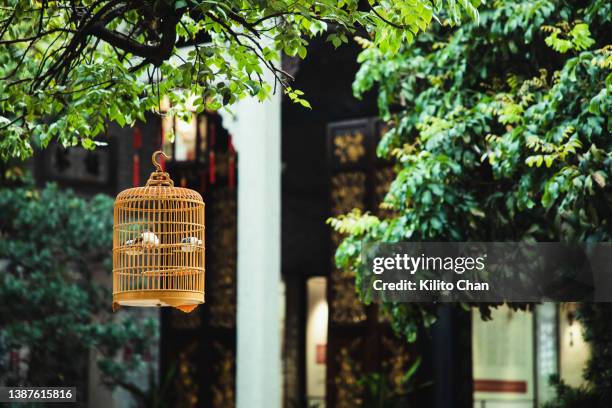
0,37 -> 596,408
1,0 -> 610,407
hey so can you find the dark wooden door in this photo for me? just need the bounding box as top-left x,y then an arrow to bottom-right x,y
326,118 -> 416,408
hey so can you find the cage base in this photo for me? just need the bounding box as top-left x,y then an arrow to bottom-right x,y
113,290 -> 204,313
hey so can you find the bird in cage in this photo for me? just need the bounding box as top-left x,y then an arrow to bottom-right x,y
113,151 -> 205,313
125,231 -> 160,255
181,236 -> 203,252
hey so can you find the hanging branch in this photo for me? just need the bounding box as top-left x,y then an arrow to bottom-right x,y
0,0 -> 481,160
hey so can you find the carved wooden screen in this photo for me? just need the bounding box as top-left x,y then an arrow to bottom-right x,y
160,112 -> 237,408
326,118 -> 413,407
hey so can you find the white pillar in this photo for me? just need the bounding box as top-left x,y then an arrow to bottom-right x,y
223,70 -> 281,407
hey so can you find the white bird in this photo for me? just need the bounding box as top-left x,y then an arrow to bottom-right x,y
181,237 -> 202,252
141,231 -> 160,246
124,231 -> 160,255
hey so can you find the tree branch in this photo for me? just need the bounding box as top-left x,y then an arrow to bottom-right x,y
0,28 -> 76,44
370,7 -> 406,30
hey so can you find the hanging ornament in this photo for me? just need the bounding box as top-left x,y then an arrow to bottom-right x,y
228,134 -> 236,189
209,117 -> 216,184
132,154 -> 140,187
133,127 -> 143,149
113,151 -> 205,313
132,127 -> 142,187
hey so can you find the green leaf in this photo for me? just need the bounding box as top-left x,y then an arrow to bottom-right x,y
298,46 -> 307,59
299,99 -> 312,109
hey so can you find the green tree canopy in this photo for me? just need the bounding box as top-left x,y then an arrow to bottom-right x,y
0,183 -> 156,398
330,0 -> 611,337
0,0 -> 479,160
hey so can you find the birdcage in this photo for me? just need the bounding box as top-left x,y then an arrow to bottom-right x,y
112,151 -> 205,313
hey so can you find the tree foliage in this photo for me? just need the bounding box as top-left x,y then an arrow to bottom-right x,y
0,182 -> 156,399
0,0 -> 479,160
330,0 -> 611,340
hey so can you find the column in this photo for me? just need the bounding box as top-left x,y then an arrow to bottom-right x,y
225,67 -> 282,408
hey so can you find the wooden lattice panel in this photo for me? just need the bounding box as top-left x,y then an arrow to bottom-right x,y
113,152 -> 205,312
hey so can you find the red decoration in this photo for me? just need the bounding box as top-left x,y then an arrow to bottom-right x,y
228,134 -> 235,189
209,151 -> 216,184
474,379 -> 527,393
132,154 -> 140,187
132,127 -> 142,186
132,127 -> 142,149
209,119 -> 216,184
210,116 -> 217,147
228,155 -> 235,188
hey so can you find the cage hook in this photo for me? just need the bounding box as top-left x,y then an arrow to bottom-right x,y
152,150 -> 169,172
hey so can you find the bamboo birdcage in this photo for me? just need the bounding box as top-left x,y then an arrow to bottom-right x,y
112,151 -> 205,313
